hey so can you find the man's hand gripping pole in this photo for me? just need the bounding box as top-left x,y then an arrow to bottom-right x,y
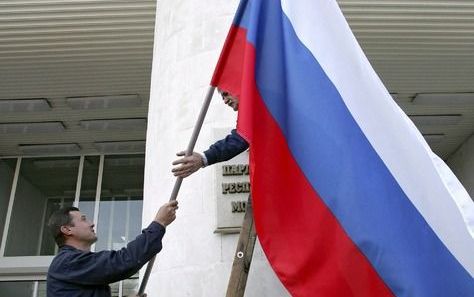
138,86 -> 216,295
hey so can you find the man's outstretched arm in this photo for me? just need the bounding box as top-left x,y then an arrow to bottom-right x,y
48,201 -> 178,285
172,129 -> 249,178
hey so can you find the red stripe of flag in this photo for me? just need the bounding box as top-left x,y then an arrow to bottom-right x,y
212,25 -> 394,296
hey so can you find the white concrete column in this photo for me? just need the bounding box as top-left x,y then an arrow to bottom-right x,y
448,134 -> 474,199
143,1 -> 289,296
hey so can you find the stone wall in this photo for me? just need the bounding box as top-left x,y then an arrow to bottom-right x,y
143,1 -> 289,296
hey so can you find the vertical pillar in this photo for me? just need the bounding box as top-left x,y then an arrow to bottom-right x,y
143,0 -> 289,296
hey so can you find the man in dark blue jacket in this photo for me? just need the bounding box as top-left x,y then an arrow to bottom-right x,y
47,200 -> 178,297
172,89 -> 249,177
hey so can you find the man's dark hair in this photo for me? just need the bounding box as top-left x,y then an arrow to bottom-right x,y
48,206 -> 79,247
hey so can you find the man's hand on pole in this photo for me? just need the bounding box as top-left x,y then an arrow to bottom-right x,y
154,201 -> 178,227
171,151 -> 204,178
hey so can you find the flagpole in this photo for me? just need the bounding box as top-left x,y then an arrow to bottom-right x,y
138,86 -> 216,295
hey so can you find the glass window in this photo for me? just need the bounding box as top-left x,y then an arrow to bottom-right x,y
96,155 -> 144,251
110,281 -> 121,297
0,281 -> 36,297
4,157 -> 79,256
0,159 -> 17,246
122,278 -> 140,296
78,156 -> 100,220
109,279 -> 139,297
39,198 -> 64,255
0,155 -> 145,297
37,281 -> 46,297
0,279 -> 138,297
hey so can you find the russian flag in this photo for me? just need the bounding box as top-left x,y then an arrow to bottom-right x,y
211,0 -> 474,296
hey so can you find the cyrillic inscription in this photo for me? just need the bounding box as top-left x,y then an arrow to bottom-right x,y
222,164 -> 249,176
231,201 -> 247,213
214,128 -> 250,234
222,182 -> 251,194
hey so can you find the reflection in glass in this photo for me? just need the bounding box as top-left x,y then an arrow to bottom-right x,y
4,157 -> 79,256
96,155 -> 144,251
40,199 -> 66,255
0,159 -> 17,247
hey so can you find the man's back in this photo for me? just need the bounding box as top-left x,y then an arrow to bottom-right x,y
47,246 -> 112,297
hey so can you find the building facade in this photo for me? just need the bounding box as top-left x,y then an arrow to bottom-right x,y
0,0 -> 473,296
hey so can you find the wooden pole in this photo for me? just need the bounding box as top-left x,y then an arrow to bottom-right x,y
226,195 -> 257,297
138,86 -> 216,295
